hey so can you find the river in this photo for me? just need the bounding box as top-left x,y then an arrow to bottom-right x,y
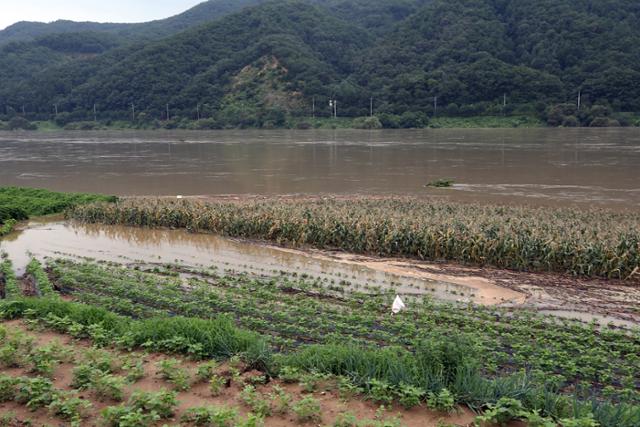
1,128 -> 639,208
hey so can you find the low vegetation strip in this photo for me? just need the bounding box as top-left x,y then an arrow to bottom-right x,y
0,186 -> 116,218
0,187 -> 117,239
69,198 -> 640,279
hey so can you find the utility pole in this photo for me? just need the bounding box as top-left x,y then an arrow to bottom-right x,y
166,104 -> 170,121
93,104 -> 97,122
312,96 -> 315,118
196,104 -> 200,121
503,93 -> 507,116
22,105 -> 25,116
54,104 -> 58,116
577,90 -> 581,110
131,103 -> 135,122
370,97 -> 374,117
433,96 -> 438,117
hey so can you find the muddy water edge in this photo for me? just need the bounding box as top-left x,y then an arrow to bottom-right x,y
2,217 -> 638,329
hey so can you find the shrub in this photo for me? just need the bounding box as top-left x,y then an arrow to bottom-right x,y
7,117 -> 37,131
353,116 -> 383,129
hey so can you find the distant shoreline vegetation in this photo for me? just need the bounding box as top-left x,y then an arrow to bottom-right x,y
1,107 -> 638,132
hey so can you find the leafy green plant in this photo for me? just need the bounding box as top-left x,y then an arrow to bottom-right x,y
102,406 -> 160,427
279,366 -> 301,383
559,415 -> 600,427
368,379 -> 394,404
209,374 -> 227,396
48,392 -> 92,425
196,360 -> 219,382
90,372 -> 126,401
0,374 -> 18,402
426,388 -> 456,413
475,397 -> 526,426
127,389 -> 178,419
270,385 -> 292,414
338,376 -> 364,400
395,383 -> 424,409
240,385 -> 272,417
293,396 -> 322,423
156,358 -> 191,391
16,377 -> 57,410
181,405 -> 238,427
122,357 -> 145,382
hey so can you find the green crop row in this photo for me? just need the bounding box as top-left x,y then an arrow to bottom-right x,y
47,259 -> 640,406
1,295 -> 639,427
68,197 -> 640,279
0,258 -> 21,299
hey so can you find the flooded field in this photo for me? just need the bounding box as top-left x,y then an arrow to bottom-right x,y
1,128 -> 639,208
3,218 -> 639,328
1,218 -> 522,305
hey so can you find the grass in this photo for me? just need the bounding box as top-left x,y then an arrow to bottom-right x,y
0,187 -> 116,219
0,187 -> 116,242
69,197 -> 640,279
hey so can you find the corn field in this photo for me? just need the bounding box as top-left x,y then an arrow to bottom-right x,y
68,198 -> 640,279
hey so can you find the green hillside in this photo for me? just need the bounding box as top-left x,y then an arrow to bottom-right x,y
1,0 -> 639,128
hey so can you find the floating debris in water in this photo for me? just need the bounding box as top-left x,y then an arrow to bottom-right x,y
426,178 -> 455,188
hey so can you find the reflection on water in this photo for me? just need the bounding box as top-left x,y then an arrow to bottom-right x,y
1,128 -> 639,208
1,220 -> 502,304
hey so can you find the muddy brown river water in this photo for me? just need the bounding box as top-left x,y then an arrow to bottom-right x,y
1,128 -> 639,208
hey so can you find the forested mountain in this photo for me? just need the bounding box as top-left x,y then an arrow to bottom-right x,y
0,0 -> 267,45
1,0 -> 639,128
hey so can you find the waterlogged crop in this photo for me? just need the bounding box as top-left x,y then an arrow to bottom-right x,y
70,197 -> 640,279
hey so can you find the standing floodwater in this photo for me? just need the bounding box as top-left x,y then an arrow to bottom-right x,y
1,128 -> 639,208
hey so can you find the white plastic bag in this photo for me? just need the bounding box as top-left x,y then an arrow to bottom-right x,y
392,295 -> 406,314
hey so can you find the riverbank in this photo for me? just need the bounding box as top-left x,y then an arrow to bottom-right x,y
1,115 -> 548,131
